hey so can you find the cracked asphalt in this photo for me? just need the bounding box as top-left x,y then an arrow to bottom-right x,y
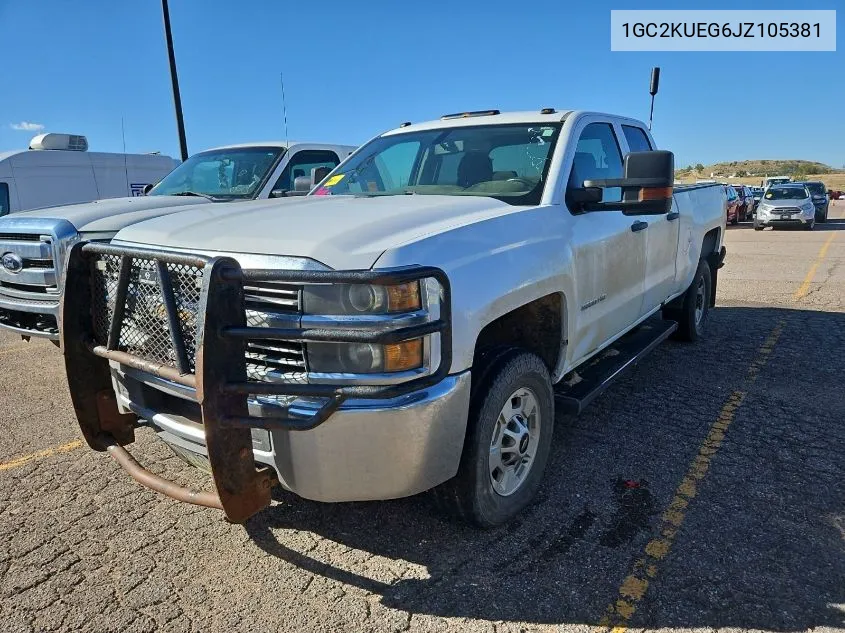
1,203 -> 843,632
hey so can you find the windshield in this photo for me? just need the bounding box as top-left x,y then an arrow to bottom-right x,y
805,182 -> 826,196
150,147 -> 284,199
765,186 -> 809,200
311,123 -> 561,206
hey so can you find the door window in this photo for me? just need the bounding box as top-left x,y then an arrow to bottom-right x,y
622,125 -> 653,152
567,122 -> 624,209
273,150 -> 340,192
0,183 -> 9,217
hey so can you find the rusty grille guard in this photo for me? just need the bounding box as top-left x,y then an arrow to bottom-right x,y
61,241 -> 452,522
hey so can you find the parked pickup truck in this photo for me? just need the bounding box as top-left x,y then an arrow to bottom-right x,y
61,110 -> 726,527
0,141 -> 355,340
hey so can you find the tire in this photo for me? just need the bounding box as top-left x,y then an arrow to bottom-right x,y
730,213 -> 739,226
663,259 -> 712,342
805,221 -> 815,231
432,348 -> 554,528
817,210 -> 827,224
753,220 -> 764,231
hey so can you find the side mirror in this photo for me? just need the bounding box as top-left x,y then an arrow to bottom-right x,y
142,183 -> 154,195
293,176 -> 312,192
583,150 -> 674,215
269,189 -> 287,198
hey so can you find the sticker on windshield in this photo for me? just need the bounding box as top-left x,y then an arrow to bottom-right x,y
540,127 -> 555,137
323,174 -> 345,187
765,192 -> 773,198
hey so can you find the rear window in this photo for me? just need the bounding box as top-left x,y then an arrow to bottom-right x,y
0,182 -> 9,217
622,125 -> 653,152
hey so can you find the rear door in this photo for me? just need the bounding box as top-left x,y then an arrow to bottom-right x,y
566,119 -> 646,364
620,124 -> 680,315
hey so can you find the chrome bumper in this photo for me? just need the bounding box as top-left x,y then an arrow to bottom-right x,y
111,364 -> 471,502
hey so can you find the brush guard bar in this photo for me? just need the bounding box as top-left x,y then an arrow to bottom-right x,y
61,241 -> 452,522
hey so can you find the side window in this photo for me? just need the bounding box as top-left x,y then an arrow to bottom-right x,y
622,125 -> 653,152
273,150 -> 340,192
567,122 -> 624,206
0,183 -> 9,217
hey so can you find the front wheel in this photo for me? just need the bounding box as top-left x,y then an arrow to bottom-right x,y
663,259 -> 712,342
432,348 -> 554,528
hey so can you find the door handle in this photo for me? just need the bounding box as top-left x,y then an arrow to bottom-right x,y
667,211 -> 680,221
631,220 -> 649,233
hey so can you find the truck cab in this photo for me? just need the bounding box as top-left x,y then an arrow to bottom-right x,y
0,141 -> 355,340
59,110 -> 725,527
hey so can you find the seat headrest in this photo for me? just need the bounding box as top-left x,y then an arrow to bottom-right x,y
457,151 -> 493,188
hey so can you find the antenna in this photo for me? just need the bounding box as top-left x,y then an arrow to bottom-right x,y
121,117 -> 130,195
280,72 -> 289,148
648,67 -> 660,131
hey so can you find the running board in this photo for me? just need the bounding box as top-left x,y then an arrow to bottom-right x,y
554,319 -> 678,415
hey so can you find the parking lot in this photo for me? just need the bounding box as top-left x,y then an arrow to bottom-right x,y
1,203 -> 843,633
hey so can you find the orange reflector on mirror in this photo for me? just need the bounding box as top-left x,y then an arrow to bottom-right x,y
639,186 -> 673,201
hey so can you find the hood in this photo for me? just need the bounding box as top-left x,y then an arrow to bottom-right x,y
114,194 -> 522,270
13,196 -> 215,232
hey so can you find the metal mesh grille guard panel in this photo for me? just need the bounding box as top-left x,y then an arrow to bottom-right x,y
60,241 -> 452,522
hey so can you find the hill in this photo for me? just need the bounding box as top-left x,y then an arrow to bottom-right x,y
674,159 -> 845,190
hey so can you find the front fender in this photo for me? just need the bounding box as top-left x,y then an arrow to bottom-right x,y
374,206 -> 574,375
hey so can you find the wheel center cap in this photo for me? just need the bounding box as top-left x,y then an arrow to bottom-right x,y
518,433 -> 530,454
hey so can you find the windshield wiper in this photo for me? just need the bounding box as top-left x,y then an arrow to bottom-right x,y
171,191 -> 221,201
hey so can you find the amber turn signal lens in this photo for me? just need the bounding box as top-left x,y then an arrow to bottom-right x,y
639,186 -> 673,201
384,338 -> 423,372
387,281 -> 421,312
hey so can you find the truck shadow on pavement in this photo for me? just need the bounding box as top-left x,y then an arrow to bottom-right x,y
245,306 -> 845,631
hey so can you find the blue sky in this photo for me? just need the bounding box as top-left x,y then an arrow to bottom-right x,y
0,0 -> 841,169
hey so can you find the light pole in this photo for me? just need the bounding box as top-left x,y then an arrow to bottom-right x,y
161,0 -> 188,161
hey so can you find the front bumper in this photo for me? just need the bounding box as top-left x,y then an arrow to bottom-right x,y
111,364 -> 470,502
62,241 -> 455,522
756,216 -> 814,227
0,298 -> 60,340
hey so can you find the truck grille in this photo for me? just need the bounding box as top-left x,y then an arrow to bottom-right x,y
0,233 -> 58,298
90,254 -> 305,382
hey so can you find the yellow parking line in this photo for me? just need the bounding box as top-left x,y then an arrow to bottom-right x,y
793,232 -> 837,300
0,440 -> 83,472
595,321 -> 785,631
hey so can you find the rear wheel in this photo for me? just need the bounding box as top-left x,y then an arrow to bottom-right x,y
433,348 -> 554,528
663,259 -> 712,342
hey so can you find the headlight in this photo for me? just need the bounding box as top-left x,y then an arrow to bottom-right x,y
302,281 -> 421,315
802,202 -> 815,212
302,280 -> 432,375
306,338 -> 423,373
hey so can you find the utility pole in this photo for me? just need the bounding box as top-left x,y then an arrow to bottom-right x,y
161,0 -> 188,161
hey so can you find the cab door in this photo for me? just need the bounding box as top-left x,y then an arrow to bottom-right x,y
619,124 -> 680,315
566,120 -> 647,365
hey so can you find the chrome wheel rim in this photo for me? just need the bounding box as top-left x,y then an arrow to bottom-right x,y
489,387 -> 541,497
694,277 -> 706,327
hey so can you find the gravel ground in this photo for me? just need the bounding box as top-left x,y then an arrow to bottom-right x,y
1,202 -> 843,633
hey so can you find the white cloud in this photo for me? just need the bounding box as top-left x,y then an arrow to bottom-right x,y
10,121 -> 45,132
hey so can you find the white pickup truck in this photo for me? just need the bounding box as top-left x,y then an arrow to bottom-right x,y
61,110 -> 726,527
0,141 -> 354,340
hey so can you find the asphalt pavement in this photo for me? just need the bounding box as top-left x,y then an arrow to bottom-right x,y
1,203 -> 843,633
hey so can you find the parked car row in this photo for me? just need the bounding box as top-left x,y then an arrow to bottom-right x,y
0,108 -> 727,527
723,180 -> 832,229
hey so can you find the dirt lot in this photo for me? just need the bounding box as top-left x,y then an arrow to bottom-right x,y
1,203 -> 844,633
